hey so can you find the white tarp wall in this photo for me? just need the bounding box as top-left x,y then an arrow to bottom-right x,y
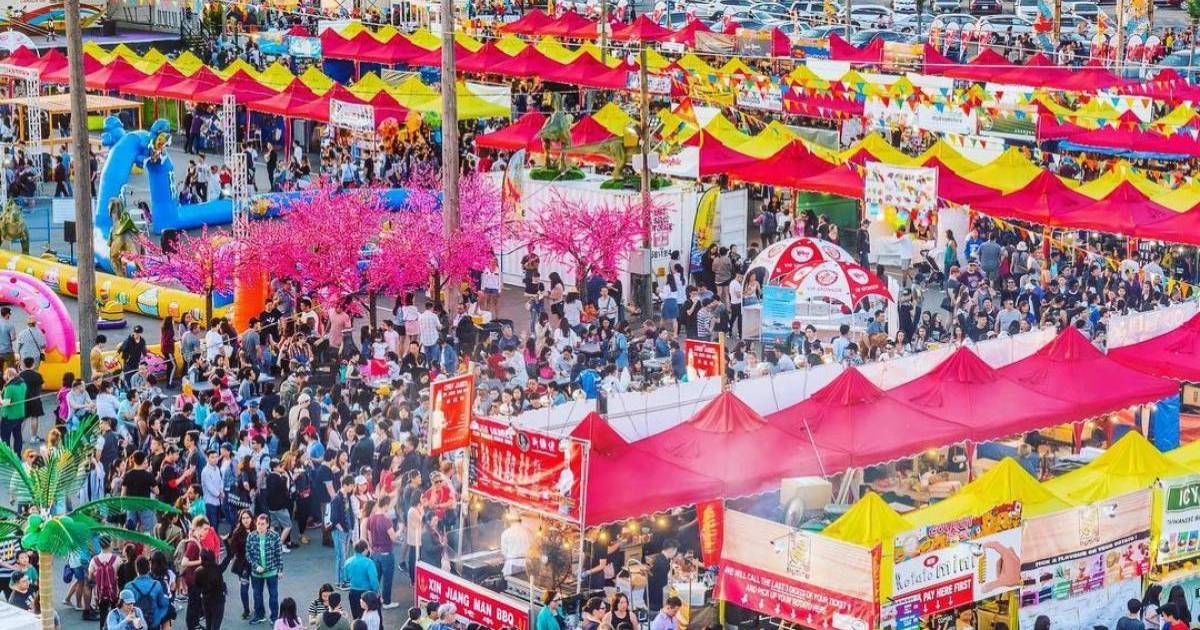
0,602 -> 38,630
1108,299 -> 1199,348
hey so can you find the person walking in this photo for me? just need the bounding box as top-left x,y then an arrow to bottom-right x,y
342,541 -> 379,619
194,550 -> 227,630
329,476 -> 355,589
0,367 -> 26,454
14,316 -> 44,371
365,496 -> 401,609
247,513 -> 284,624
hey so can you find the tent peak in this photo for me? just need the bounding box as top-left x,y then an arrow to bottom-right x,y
688,391 -> 767,433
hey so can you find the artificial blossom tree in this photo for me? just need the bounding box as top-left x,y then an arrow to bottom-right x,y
129,226 -> 239,323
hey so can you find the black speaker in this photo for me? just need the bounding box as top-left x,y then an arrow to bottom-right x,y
161,229 -> 179,254
63,220 -> 75,244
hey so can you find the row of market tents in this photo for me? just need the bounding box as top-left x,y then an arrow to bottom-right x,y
573,313 -> 1200,526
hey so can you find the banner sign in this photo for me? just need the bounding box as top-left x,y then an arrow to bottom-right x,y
734,77 -> 783,112
1158,476 -> 1200,564
694,31 -> 737,55
415,563 -> 531,630
685,339 -> 723,380
429,373 -> 474,456
1017,490 -> 1152,630
761,285 -> 797,347
257,30 -> 288,56
718,510 -> 876,630
864,163 -> 937,226
697,499 -> 724,567
468,416 -> 587,523
330,99 -> 376,134
288,36 -> 323,58
735,28 -> 773,57
892,502 -> 1024,616
625,72 -> 671,95
689,187 -> 720,273
915,103 -> 977,135
978,105 -> 1037,141
882,42 -> 923,73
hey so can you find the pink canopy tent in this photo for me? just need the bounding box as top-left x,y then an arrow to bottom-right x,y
610,15 -> 673,42
153,67 -> 224,102
890,347 -> 1084,442
726,141 -> 836,188
1137,205 -> 1200,244
771,28 -> 791,57
937,47 -> 1014,82
543,55 -> 630,89
1049,181 -> 1177,234
922,44 -> 958,73
542,11 -> 596,37
829,34 -> 883,64
190,71 -> 280,105
968,170 -> 1092,224
571,413 -> 725,526
83,58 -> 148,91
784,93 -> 865,119
1000,326 -> 1178,418
475,111 -> 546,151
43,52 -> 101,84
490,47 -> 560,78
991,52 -> 1070,87
770,368 -> 971,467
247,82 -> 326,119
499,9 -> 553,34
321,31 -> 424,64
662,19 -> 711,46
120,66 -> 185,99
697,131 -> 761,176
1109,312 -> 1200,381
4,47 -> 37,67
409,42 -> 472,67
1056,60 -> 1126,90
367,91 -> 410,125
29,49 -> 68,75
456,44 -> 513,74
792,164 -> 863,198
924,157 -> 1004,203
632,391 -> 847,496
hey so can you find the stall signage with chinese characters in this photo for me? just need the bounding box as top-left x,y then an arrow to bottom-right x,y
468,417 -> 587,523
415,563 -> 530,630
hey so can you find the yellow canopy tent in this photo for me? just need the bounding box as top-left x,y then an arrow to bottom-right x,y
373,24 -> 400,42
495,34 -> 528,55
734,121 -> 797,159
961,146 -> 1042,192
592,102 -> 634,135
388,75 -> 440,110
1167,438 -> 1200,470
1156,103 -> 1200,129
787,64 -> 821,86
83,41 -> 113,63
406,27 -> 440,49
339,21 -> 369,38
1155,181 -> 1200,212
1069,162 -> 1171,200
130,48 -> 167,74
677,53 -> 717,77
839,69 -> 871,93
640,47 -> 672,71
658,106 -> 698,145
535,37 -> 580,63
911,139 -> 980,173
298,66 -> 335,95
888,75 -> 915,98
839,132 -> 909,166
908,458 -> 1073,526
457,83 -> 511,119
719,58 -> 755,76
574,42 -> 624,67
1035,96 -> 1120,129
256,62 -> 295,91
456,32 -> 484,51
1044,431 -> 1192,504
170,51 -> 206,76
218,58 -> 260,80
824,492 -> 913,602
700,113 -> 754,149
348,72 -> 392,100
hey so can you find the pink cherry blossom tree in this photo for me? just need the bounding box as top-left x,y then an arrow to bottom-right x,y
245,181 -> 386,311
128,226 -> 239,322
365,171 -> 507,308
515,192 -> 669,283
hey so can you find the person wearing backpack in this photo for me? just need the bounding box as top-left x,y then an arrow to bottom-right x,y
89,537 -> 120,627
128,557 -> 170,630
757,208 -> 778,244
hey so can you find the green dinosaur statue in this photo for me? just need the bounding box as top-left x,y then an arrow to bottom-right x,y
0,200 -> 28,255
107,198 -> 143,277
537,94 -> 574,171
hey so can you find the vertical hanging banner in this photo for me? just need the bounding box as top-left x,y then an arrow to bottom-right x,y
685,339 -> 723,380
468,417 -> 588,523
689,187 -> 721,274
697,499 -> 725,566
429,373 -> 475,456
501,149 -> 526,219
863,163 -> 937,227
761,285 -> 798,347
1159,475 -> 1200,565
717,510 -> 877,630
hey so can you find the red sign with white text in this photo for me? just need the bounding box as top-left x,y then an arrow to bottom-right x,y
719,559 -> 876,630
685,339 -> 723,379
429,373 -> 474,456
415,562 -> 530,630
468,417 -> 588,523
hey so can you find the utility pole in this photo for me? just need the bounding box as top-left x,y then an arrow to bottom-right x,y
638,46 -> 652,316
1116,0 -> 1125,71
441,0 -> 460,311
599,0 -> 608,65
1053,0 -> 1061,45
65,0 -> 96,380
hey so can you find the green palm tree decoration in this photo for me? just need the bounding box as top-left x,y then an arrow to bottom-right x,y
0,415 -> 177,630
1189,0 -> 1200,80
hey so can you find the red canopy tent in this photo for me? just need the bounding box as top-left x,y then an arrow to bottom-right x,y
889,347 -> 1083,442
991,52 -> 1070,87
1000,326 -> 1178,418
632,391 -> 846,496
1108,312 -> 1200,381
1040,115 -> 1200,158
571,413 -> 724,526
726,141 -> 835,188
319,30 -> 357,59
937,47 -> 1013,82
120,66 -> 185,98
188,69 -> 280,105
1049,181 -> 1177,234
367,91 -> 410,125
770,368 -> 971,467
409,42 -> 472,67
490,46 -> 560,78
610,15 -> 673,42
829,34 -> 883,64
1137,205 -> 1200,244
28,49 -> 68,75
331,31 -> 424,64
662,19 -> 711,46
475,111 -> 546,151
697,132 -> 761,176
456,44 -> 513,74
542,11 -> 597,37
84,58 -> 149,91
153,67 -> 224,102
792,164 -> 863,198
770,28 -> 791,57
1056,61 -> 1126,90
247,82 -> 327,119
968,170 -> 1092,224
500,9 -> 553,34
922,44 -> 958,74
784,93 -> 865,119
542,55 -> 629,89
923,157 -> 1004,204
4,47 -> 38,67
